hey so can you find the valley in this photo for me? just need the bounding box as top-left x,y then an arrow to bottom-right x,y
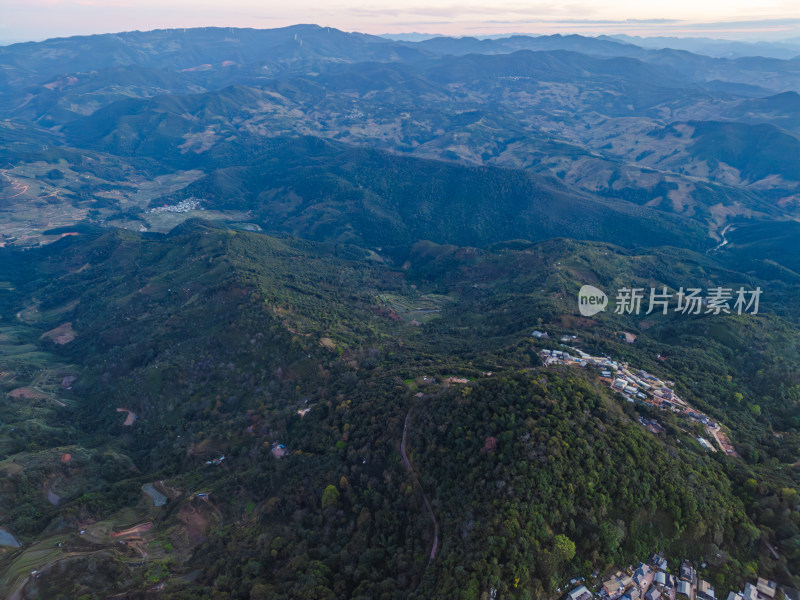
0,24 -> 799,600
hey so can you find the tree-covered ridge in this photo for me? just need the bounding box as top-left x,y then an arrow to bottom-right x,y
410,373 -> 756,598
160,137 -> 709,251
0,225 -> 798,598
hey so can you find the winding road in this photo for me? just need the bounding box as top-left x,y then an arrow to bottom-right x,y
0,168 -> 29,200
401,412 -> 439,561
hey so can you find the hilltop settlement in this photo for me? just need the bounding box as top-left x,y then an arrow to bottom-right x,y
537,336 -> 737,456
564,554 -> 785,600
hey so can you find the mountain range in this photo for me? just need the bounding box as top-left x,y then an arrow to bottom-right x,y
1,25 -> 800,600
2,25 -> 800,260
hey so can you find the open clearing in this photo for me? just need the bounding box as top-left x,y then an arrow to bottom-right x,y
116,408 -> 137,426
40,322 -> 77,345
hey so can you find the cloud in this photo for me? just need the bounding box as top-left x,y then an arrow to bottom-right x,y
478,18 -> 682,25
320,2 -> 597,20
624,18 -> 681,23
4,0 -> 800,42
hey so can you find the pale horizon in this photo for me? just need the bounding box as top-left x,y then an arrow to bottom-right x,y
2,0 -> 800,44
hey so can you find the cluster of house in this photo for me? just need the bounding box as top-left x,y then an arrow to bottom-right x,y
539,345 -> 679,407
537,336 -> 733,454
729,578 -> 779,600
146,197 -> 203,214
608,369 -> 682,411
566,556 -> 780,600
532,331 -> 577,343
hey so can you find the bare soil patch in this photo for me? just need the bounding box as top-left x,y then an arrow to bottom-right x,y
111,522 -> 153,538
40,322 -> 76,345
116,408 -> 137,426
8,387 -> 47,399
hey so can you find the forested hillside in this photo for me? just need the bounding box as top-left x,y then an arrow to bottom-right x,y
1,224 -> 799,598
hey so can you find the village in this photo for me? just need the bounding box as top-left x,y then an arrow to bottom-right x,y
535,332 -> 737,456
145,197 -> 203,214
563,554 -> 784,600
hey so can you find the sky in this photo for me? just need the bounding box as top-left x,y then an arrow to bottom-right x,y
2,0 -> 800,43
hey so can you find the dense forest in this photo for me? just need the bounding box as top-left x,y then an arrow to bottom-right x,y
0,223 -> 798,598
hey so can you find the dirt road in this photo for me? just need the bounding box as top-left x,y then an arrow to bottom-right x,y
401,412 -> 439,561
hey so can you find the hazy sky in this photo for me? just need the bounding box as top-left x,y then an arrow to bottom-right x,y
2,0 -> 800,42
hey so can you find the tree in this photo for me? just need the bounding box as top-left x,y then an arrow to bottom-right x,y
321,484 -> 340,510
553,534 -> 576,563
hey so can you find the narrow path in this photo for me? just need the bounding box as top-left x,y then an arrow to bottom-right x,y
401,412 -> 439,561
0,168 -> 28,200
709,425 -> 739,457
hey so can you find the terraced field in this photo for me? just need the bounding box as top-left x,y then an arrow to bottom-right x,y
377,292 -> 454,323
